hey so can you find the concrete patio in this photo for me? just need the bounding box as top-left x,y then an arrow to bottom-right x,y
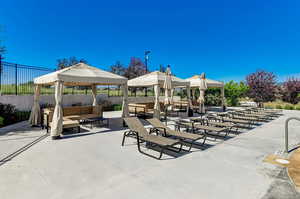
1,110 -> 300,199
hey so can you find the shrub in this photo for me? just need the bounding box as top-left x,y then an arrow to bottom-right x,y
112,104 -> 122,111
224,80 -> 249,106
275,104 -> 282,109
0,103 -> 16,125
205,93 -> 221,106
284,104 -> 294,110
295,106 -> 300,111
0,116 -> 4,126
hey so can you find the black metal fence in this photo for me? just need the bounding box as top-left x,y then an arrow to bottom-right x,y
0,58 -> 154,97
0,60 -> 55,95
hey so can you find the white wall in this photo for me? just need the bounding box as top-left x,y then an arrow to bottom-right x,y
0,94 -> 181,111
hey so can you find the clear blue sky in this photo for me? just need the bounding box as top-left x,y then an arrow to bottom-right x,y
1,0 -> 299,82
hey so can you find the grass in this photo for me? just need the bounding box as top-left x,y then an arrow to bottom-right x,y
0,84 -> 156,96
264,100 -> 300,110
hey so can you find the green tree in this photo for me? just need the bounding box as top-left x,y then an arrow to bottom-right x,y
224,81 -> 249,106
56,56 -> 88,70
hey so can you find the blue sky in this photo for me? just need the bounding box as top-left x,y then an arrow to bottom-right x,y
1,0 -> 299,82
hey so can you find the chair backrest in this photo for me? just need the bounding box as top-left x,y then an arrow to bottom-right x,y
123,117 -> 149,137
147,118 -> 171,131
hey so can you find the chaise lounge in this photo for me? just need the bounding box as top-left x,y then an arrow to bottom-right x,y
122,117 -> 183,160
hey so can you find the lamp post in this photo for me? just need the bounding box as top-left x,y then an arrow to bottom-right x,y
144,50 -> 151,97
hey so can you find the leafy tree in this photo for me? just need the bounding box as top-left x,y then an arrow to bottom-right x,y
124,57 -> 147,79
281,77 -> 300,104
224,81 -> 249,106
109,61 -> 126,76
56,56 -> 87,70
246,70 -> 277,106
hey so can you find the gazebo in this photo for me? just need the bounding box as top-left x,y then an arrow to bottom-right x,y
186,75 -> 225,111
28,63 -> 129,139
128,71 -> 191,118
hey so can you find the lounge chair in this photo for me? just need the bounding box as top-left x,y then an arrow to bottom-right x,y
122,117 -> 182,160
214,113 -> 253,128
191,116 -> 238,134
147,118 -> 206,151
175,119 -> 230,138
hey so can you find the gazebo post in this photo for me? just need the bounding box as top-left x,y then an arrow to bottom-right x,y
221,84 -> 226,112
91,84 -> 97,106
153,84 -> 160,119
28,84 -> 41,126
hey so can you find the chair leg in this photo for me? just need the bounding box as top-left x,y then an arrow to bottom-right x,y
121,131 -> 129,146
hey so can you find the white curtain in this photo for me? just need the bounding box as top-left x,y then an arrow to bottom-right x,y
192,88 -> 196,100
51,81 -> 64,137
29,85 -> 41,125
198,90 -> 205,113
186,85 -> 192,114
198,75 -> 207,114
153,84 -> 160,119
91,84 -> 97,106
170,88 -> 174,104
121,84 -> 129,118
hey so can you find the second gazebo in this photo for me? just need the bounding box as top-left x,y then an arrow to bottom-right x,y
186,74 -> 225,113
128,71 -> 191,119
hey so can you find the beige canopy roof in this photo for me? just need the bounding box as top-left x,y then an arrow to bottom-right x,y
186,75 -> 224,88
34,63 -> 127,86
128,71 -> 189,87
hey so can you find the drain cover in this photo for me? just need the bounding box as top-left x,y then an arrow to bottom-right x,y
275,158 -> 290,164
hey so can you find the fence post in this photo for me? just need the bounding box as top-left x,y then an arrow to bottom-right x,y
107,85 -> 110,97
15,64 -> 18,95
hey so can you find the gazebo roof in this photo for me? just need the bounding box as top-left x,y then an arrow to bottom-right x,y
186,75 -> 224,88
34,63 -> 127,86
127,71 -> 189,87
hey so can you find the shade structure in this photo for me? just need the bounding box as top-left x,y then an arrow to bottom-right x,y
28,85 -> 41,125
186,75 -> 224,88
186,74 -> 225,110
34,63 -> 127,86
128,71 -> 189,88
128,71 -> 190,117
31,63 -> 128,138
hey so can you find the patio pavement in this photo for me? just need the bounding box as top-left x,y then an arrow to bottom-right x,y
1,110 -> 300,199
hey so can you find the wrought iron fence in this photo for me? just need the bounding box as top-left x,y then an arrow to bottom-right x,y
0,59 -> 125,96
0,58 -> 159,97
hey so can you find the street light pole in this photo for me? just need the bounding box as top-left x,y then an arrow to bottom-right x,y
144,51 -> 151,97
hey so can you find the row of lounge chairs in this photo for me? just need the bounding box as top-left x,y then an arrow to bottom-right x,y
122,107 -> 282,160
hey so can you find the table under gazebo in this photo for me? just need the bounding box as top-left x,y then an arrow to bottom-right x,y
127,71 -> 191,119
28,63 -> 129,139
